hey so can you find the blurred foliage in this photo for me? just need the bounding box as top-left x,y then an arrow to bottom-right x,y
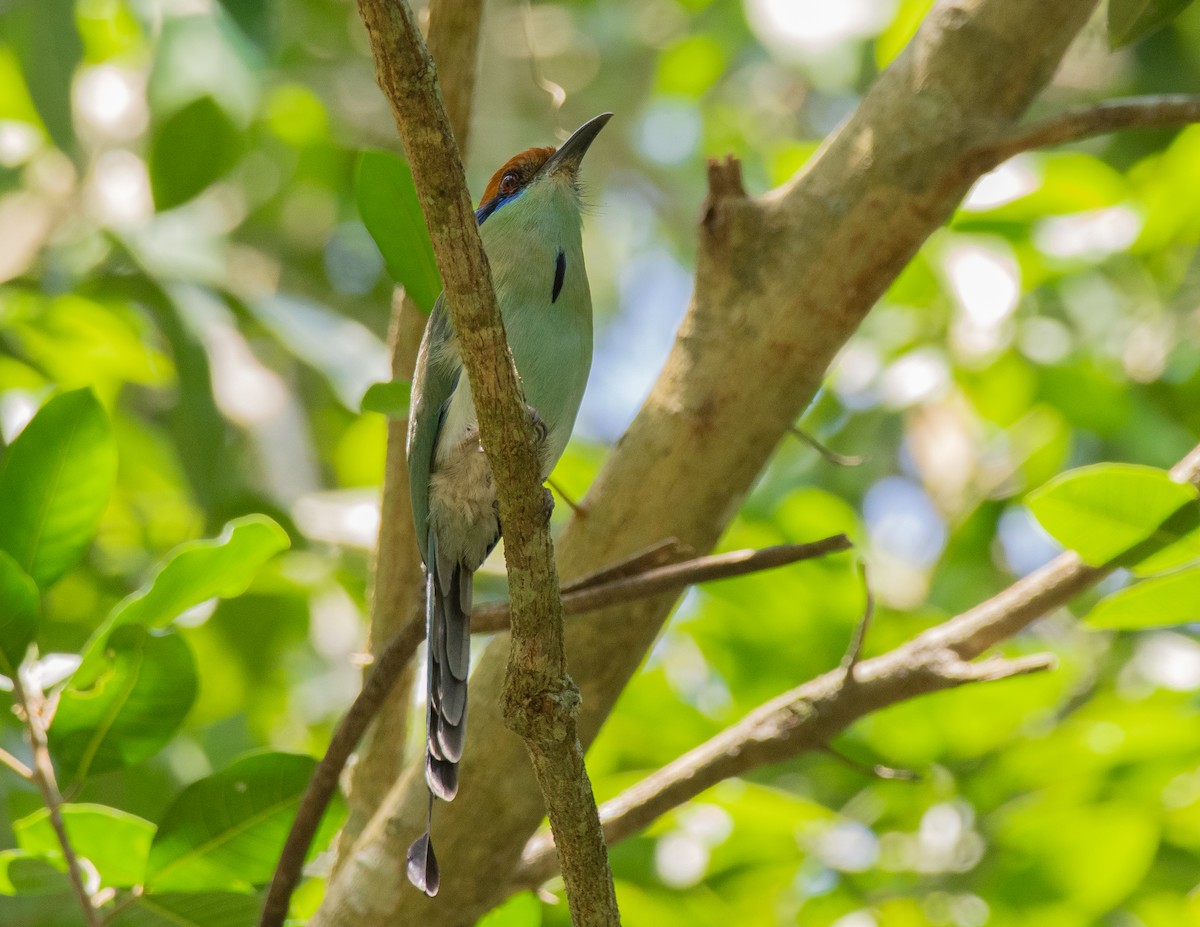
0,0 -> 1199,925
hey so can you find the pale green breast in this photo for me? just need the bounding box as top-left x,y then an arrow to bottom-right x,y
481,186 -> 594,470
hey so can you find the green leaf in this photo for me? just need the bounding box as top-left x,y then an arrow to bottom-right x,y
477,891 -> 542,927
146,752 -> 317,892
874,0 -> 936,67
1086,568 -> 1200,630
355,149 -> 442,312
360,380 -> 411,418
0,389 -> 117,589
0,894 -> 81,927
13,805 -> 155,888
148,97 -> 244,210
49,626 -> 198,783
0,850 -> 68,895
996,800 -> 1158,914
0,551 -> 38,676
1128,501 -> 1200,575
3,0 -> 81,154
75,515 -> 290,686
1108,0 -> 1195,46
1026,464 -> 1198,567
108,892 -> 264,927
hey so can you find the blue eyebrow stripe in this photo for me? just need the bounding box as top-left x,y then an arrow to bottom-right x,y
475,199 -> 500,224
475,188 -> 525,225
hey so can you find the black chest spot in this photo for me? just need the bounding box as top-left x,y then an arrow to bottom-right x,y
552,249 -> 566,303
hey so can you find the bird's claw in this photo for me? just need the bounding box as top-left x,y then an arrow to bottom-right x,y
526,405 -> 549,446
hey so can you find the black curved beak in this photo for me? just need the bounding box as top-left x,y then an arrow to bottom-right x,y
540,112 -> 613,178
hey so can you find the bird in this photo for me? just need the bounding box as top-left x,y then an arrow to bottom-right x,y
404,112 -> 611,896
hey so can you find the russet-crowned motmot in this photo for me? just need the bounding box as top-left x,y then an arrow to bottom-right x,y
405,113 -> 611,895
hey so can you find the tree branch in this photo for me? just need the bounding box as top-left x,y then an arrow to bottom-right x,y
326,0 -> 618,924
12,673 -> 98,927
0,744 -> 33,780
514,441 -> 1200,887
473,535 -> 852,633
977,94 -> 1200,166
517,646 -> 1056,888
790,427 -> 864,468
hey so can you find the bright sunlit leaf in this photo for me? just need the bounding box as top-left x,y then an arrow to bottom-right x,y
1086,567 -> 1200,630
74,515 -> 290,686
14,805 -> 155,888
1026,463 -> 1198,567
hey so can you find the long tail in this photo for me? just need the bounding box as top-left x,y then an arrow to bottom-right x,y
406,532 -> 472,897
426,533 -> 472,798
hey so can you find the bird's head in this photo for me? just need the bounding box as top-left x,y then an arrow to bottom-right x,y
475,112 -> 611,226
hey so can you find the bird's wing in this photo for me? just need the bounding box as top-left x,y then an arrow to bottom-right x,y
407,293 -> 461,565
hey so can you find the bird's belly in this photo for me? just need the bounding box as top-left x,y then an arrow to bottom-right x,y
428,430 -> 499,572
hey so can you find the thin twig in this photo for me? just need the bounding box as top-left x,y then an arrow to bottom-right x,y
548,476 -> 588,518
839,561 -> 873,678
12,673 -> 99,927
939,652 -> 1058,682
821,746 -> 919,782
343,0 -> 620,917
0,744 -> 33,780
791,427 -> 864,467
560,538 -> 692,594
336,0 -> 484,870
474,535 -> 853,634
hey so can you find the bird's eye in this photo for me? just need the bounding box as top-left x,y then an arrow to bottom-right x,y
499,172 -> 520,195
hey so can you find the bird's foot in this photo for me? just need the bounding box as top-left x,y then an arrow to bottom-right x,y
526,405 -> 549,446
541,485 -> 555,524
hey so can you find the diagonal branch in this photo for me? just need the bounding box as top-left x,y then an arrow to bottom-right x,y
0,744 -> 33,780
515,441 -> 1200,887
517,647 -> 1055,889
475,535 -> 852,633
